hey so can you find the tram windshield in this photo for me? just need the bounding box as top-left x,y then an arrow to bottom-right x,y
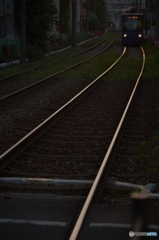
123,16 -> 142,31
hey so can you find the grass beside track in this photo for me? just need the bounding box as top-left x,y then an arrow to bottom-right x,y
1,33 -> 158,81
58,35 -> 159,82
142,42 -> 159,80
0,33 -> 115,79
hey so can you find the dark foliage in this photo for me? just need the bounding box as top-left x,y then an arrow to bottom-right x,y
0,44 -> 19,63
89,0 -> 106,30
14,0 -> 57,59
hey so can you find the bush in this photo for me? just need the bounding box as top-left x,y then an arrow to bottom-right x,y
49,35 -> 68,51
27,44 -> 44,61
0,44 -> 19,63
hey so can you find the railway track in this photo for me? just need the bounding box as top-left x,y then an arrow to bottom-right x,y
0,36 -> 116,103
0,36 -> 107,81
68,46 -> 146,240
0,45 -> 126,172
0,45 -> 159,239
0,36 -> 118,155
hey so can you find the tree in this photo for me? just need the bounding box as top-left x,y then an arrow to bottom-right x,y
89,16 -> 98,32
14,0 -> 57,59
89,0 -> 106,30
60,0 -> 70,34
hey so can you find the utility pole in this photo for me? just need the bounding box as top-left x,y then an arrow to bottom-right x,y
136,0 -> 138,11
156,0 -> 159,37
145,0 -> 148,34
72,0 -> 76,47
20,0 -> 26,64
86,0 -> 89,40
139,0 -> 141,12
59,0 -> 65,33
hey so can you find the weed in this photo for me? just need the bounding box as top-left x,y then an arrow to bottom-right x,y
139,141 -> 151,165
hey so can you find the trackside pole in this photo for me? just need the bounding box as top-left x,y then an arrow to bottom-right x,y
131,193 -> 148,239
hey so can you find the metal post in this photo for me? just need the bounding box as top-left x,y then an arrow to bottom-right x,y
139,0 -> 141,12
86,0 -> 89,40
20,0 -> 26,64
72,0 -> 76,47
132,1 -> 135,12
156,0 -> 159,37
145,0 -> 148,34
131,193 -> 148,240
136,0 -> 138,11
11,0 -> 13,37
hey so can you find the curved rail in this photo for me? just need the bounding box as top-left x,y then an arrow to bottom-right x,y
0,37 -> 116,105
69,46 -> 145,240
0,47 -> 126,170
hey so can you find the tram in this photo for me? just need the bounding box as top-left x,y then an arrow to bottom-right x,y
121,13 -> 143,46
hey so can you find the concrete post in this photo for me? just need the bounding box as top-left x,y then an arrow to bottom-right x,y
20,0 -> 26,64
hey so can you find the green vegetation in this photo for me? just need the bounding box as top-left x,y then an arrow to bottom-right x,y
104,56 -> 142,82
59,36 -> 142,81
0,33 -> 114,79
89,0 -> 106,31
132,187 -> 142,193
14,0 -> 57,59
61,37 -> 159,83
58,47 -> 118,80
1,44 -> 19,63
1,33 -> 159,83
139,141 -> 152,166
141,40 -> 159,80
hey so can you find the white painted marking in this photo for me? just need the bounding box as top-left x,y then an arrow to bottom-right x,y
90,223 -> 131,228
149,225 -> 159,230
0,219 -> 66,227
90,223 -> 159,230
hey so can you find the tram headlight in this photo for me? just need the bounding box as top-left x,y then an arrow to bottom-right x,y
123,34 -> 127,38
138,34 -> 142,38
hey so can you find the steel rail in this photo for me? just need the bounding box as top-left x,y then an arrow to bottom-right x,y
0,38 -> 116,105
0,37 -> 110,83
69,47 -> 145,240
0,47 -> 126,170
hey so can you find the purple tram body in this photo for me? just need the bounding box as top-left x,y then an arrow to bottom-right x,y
122,13 -> 143,46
